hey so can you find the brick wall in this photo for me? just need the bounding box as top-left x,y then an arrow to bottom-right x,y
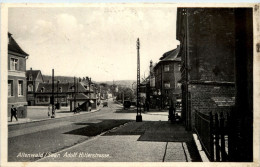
189,82 -> 235,128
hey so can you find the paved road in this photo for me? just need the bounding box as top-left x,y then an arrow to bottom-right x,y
8,100 -> 168,162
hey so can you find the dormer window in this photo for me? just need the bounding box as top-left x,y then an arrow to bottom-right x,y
59,87 -> 62,92
41,87 -> 45,92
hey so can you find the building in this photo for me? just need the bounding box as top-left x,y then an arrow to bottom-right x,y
176,8 -> 253,161
34,81 -> 97,108
176,8 -> 238,130
26,68 -> 44,106
8,32 -> 29,118
153,46 -> 182,109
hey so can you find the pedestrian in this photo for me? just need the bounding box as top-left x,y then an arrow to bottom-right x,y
48,104 -> 51,117
10,105 -> 18,122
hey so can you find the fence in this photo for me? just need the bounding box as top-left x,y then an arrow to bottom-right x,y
194,110 -> 230,161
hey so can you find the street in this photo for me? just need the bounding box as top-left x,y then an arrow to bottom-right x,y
8,100 -> 179,162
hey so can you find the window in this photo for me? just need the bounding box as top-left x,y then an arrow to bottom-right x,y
10,58 -> 18,71
41,87 -> 45,92
59,87 -> 62,93
8,80 -> 13,96
164,65 -> 170,72
176,83 -> 182,88
18,80 -> 23,96
29,74 -> 33,81
45,96 -> 49,102
164,81 -> 170,88
28,84 -> 33,92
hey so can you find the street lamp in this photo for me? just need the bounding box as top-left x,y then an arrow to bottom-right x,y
136,38 -> 142,122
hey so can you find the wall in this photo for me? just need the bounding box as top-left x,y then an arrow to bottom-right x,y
8,54 -> 27,117
189,82 -> 235,127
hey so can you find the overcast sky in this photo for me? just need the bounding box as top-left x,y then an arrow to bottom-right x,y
8,6 -> 179,82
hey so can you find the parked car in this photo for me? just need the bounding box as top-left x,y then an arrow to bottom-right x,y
123,100 -> 131,109
103,101 -> 108,107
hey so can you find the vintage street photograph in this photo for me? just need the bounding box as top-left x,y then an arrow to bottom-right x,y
1,3 -> 258,165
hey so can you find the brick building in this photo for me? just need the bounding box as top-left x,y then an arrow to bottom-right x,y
8,32 -> 29,118
153,46 -> 182,109
26,68 -> 44,106
176,8 -> 237,130
176,8 -> 253,161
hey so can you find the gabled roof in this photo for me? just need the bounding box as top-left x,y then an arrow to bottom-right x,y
8,32 -> 29,57
26,70 -> 43,81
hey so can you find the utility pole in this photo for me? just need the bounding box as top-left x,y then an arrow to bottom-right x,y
74,76 -> 76,112
136,38 -> 142,122
51,69 -> 55,118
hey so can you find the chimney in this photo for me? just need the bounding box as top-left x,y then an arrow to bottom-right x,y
30,67 -> 32,71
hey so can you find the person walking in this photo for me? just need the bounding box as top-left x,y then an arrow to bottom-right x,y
10,105 -> 18,122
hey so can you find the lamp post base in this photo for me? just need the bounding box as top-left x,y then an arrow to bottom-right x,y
136,115 -> 142,122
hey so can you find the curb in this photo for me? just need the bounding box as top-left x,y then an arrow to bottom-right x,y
8,108 -> 101,126
192,133 -> 210,162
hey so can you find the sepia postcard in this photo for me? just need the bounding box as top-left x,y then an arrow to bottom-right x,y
1,2 -> 259,167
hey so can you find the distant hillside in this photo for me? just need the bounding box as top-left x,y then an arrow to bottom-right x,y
42,75 -> 136,88
97,80 -> 136,88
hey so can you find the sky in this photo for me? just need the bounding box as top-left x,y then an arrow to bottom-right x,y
8,6 -> 179,82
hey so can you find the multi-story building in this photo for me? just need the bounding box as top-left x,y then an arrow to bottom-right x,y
153,46 -> 182,109
176,8 -> 253,161
26,68 -> 44,106
8,32 -> 29,118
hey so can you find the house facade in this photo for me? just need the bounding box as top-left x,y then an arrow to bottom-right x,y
153,46 -> 182,109
8,32 -> 29,118
26,68 -> 44,106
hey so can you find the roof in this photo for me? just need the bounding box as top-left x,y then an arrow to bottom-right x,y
67,82 -> 89,93
36,82 -> 70,93
26,70 -> 43,81
68,93 -> 89,100
36,82 -> 88,93
159,46 -> 181,62
8,32 -> 29,57
154,46 -> 181,69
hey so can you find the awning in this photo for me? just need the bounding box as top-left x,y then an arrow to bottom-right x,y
90,100 -> 94,103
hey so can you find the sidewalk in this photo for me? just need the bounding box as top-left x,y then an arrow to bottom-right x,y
8,107 -> 101,126
38,121 -> 202,162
